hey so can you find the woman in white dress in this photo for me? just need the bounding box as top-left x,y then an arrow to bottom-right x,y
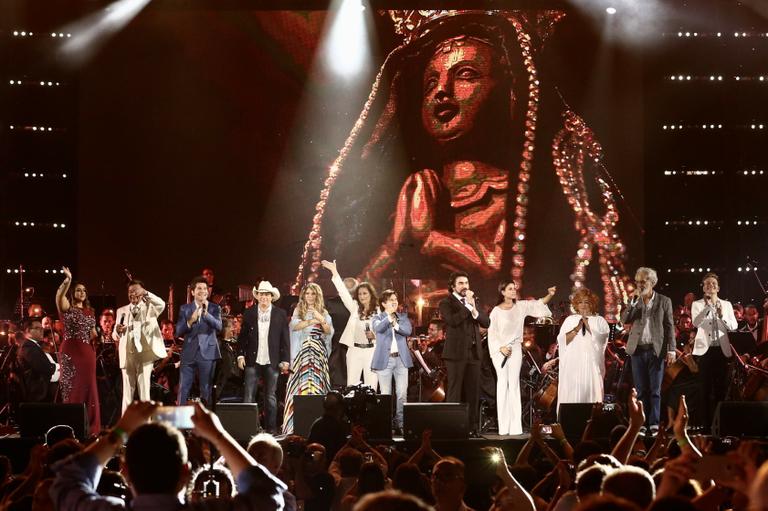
488,280 -> 556,435
556,288 -> 610,405
321,259 -> 380,388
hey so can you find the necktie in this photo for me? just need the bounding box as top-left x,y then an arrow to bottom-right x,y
461,298 -> 466,306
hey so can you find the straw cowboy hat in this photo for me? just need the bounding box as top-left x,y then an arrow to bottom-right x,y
252,281 -> 280,302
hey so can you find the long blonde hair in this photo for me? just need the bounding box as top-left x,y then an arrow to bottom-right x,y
296,283 -> 327,318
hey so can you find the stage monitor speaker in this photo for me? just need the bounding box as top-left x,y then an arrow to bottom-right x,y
294,395 -> 326,437
404,403 -> 469,440
558,403 -> 624,440
18,403 -> 88,440
712,401 -> 768,438
214,403 -> 260,446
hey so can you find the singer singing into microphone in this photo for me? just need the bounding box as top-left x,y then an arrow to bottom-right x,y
487,280 -> 555,435
556,288 -> 609,406
439,271 -> 491,436
621,267 -> 675,434
176,275 -> 222,405
113,280 -> 167,413
690,273 -> 738,431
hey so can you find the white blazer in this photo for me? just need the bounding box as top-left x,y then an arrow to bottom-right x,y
691,297 -> 738,357
330,274 -> 378,348
112,291 -> 167,368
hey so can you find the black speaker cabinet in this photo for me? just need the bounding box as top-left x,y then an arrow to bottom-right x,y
18,403 -> 88,440
214,403 -> 261,446
294,395 -> 326,437
712,401 -> 768,438
404,403 -> 469,440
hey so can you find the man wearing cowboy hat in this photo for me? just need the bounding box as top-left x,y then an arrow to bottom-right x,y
237,281 -> 290,433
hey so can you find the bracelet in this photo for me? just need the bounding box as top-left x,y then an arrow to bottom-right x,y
559,438 -> 568,446
676,436 -> 689,447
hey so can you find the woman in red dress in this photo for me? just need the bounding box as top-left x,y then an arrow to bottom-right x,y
55,267 -> 101,435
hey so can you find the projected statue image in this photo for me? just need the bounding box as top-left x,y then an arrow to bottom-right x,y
296,10 -> 633,317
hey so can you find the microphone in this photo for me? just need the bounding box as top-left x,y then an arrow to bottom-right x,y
119,313 -> 126,326
501,346 -> 511,367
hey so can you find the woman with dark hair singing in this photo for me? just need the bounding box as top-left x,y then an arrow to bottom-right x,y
321,260 -> 380,388
488,281 -> 555,435
556,288 -> 610,404
55,266 -> 101,435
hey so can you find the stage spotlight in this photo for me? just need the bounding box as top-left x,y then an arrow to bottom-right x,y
58,0 -> 151,68
606,7 -> 616,14
323,0 -> 372,79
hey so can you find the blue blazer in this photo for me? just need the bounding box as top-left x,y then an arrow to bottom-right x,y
176,302 -> 223,363
371,312 -> 413,370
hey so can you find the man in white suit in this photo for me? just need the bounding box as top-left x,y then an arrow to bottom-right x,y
691,272 -> 738,431
113,280 -> 167,413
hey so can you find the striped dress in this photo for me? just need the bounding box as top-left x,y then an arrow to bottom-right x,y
282,315 -> 333,434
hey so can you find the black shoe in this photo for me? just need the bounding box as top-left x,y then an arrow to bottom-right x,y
393,427 -> 403,437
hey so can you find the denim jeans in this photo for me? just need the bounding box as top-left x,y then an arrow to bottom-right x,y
244,364 -> 279,432
630,347 -> 665,427
375,356 -> 408,428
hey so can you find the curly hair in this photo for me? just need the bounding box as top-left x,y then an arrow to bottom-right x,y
571,288 -> 599,315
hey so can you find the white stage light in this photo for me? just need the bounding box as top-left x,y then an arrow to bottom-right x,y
323,0 -> 371,79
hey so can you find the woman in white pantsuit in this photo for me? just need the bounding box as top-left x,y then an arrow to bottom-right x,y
321,260 -> 380,388
556,288 -> 610,405
488,281 -> 556,435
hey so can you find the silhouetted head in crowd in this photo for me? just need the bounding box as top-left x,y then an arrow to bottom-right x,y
573,441 -> 603,468
576,464 -> 612,502
431,457 -> 468,509
45,425 -> 75,447
247,433 -> 283,476
393,463 -> 434,505
337,447 -> 363,478
354,490 -> 433,511
124,422 -> 190,495
322,391 -> 345,419
576,494 -> 643,511
601,465 -> 655,508
647,496 -> 698,511
188,466 -> 235,502
356,462 -> 387,499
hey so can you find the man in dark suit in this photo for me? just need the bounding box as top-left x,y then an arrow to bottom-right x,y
438,271 -> 491,434
621,267 -> 675,433
17,318 -> 58,402
176,275 -> 222,405
237,281 -> 290,433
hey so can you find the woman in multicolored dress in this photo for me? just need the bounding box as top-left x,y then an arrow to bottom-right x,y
55,266 -> 101,435
282,283 -> 334,434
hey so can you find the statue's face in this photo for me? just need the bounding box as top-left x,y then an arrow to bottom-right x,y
421,37 -> 500,144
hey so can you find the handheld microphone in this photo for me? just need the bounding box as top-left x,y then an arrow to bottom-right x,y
119,313 -> 126,326
501,345 -> 511,367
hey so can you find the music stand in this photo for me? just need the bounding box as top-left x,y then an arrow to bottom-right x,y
728,331 -> 758,355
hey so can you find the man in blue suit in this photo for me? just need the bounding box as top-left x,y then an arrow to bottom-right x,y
371,289 -> 413,435
176,275 -> 222,405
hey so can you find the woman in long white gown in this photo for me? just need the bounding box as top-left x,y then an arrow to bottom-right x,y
556,288 -> 610,405
488,281 -> 556,435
